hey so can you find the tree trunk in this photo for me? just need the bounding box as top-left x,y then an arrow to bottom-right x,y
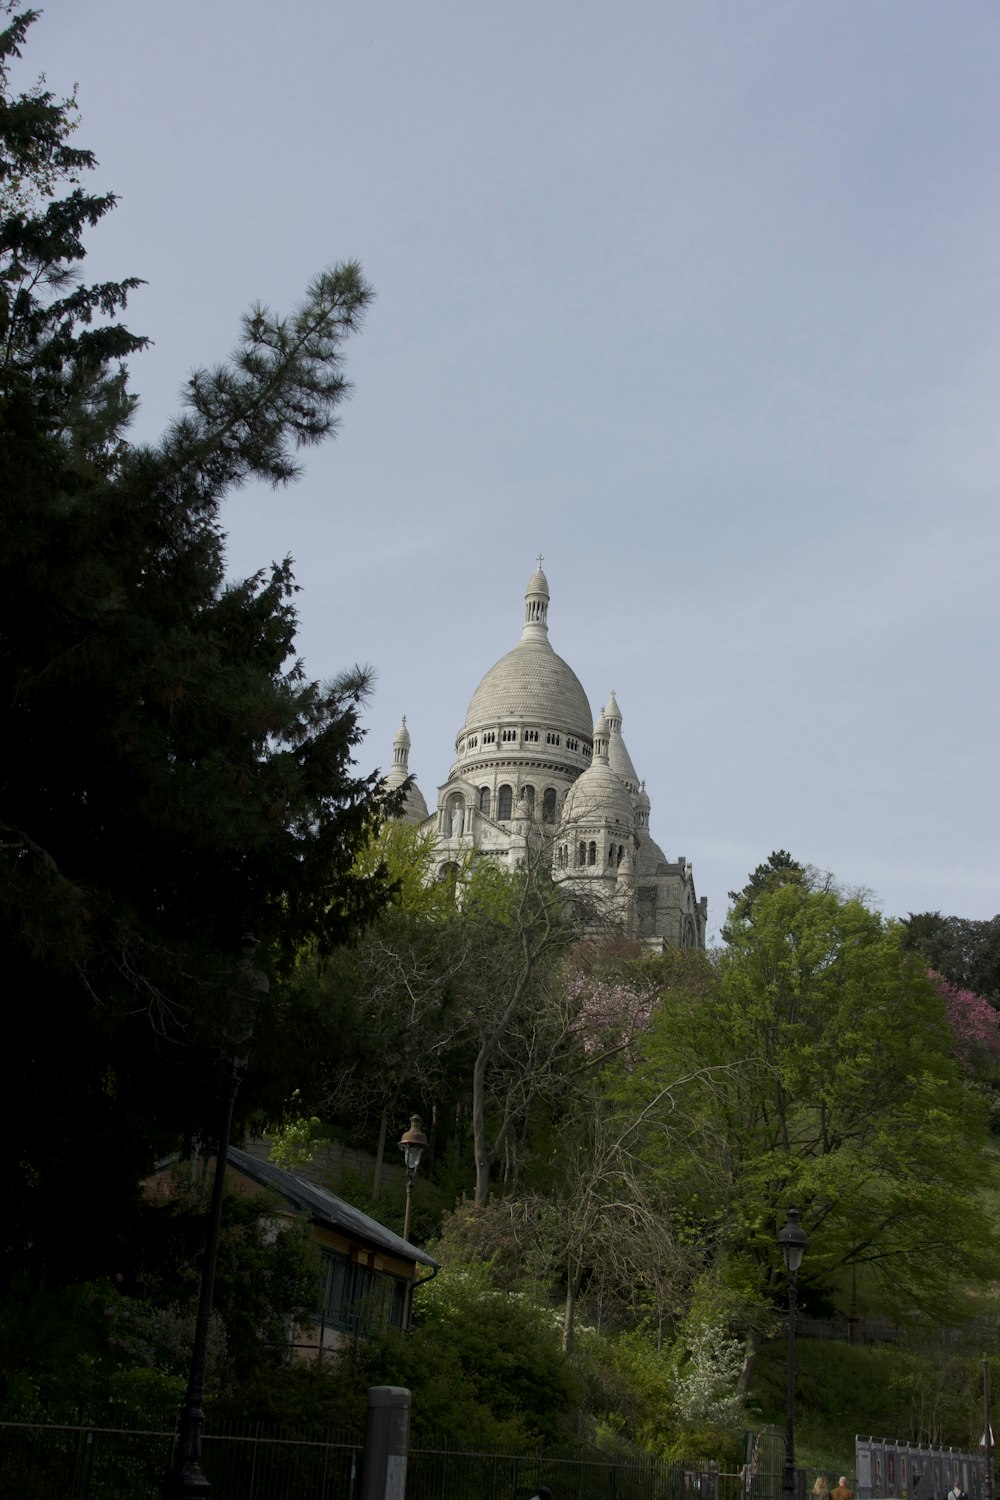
472,1047 -> 492,1206
371,1106 -> 388,1202
562,1261 -> 584,1353
737,1329 -> 761,1394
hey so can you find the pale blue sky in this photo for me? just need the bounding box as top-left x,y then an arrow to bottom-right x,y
30,0 -> 1000,936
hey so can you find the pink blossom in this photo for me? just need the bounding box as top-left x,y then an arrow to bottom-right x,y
928,970 -> 1000,1074
566,968 -> 658,1056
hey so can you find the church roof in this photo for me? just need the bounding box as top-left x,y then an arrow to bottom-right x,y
603,693 -> 639,790
461,567 -> 592,740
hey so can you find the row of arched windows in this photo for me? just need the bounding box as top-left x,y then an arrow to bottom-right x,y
457,727 -> 591,754
555,842 -> 627,869
479,785 -> 558,823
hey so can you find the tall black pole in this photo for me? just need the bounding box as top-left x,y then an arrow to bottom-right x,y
783,1266 -> 799,1500
161,1055 -> 243,1499
161,936 -> 266,1500
984,1353 -> 993,1500
402,1172 -> 414,1245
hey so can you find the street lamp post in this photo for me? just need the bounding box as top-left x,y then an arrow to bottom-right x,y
398,1114 -> 428,1244
777,1208 -> 809,1500
161,937 -> 268,1500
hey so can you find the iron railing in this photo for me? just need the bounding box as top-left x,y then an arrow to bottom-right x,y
0,1417 -> 785,1500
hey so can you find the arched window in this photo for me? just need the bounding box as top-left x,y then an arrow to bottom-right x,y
578,842 -> 586,867
478,786 -> 490,815
522,784 -> 535,814
588,841 -> 597,866
497,784 -> 513,820
618,844 -> 624,865
542,787 -> 556,823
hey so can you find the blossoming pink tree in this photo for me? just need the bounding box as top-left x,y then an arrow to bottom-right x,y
928,970 -> 1000,1078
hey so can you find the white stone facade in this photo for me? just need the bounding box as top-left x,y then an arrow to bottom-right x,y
388,565 -> 706,950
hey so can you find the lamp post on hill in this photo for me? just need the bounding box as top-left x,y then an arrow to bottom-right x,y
399,1114 -> 428,1244
161,936 -> 269,1500
778,1208 -> 809,1500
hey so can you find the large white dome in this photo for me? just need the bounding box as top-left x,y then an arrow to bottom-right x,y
459,565 -> 593,744
463,637 -> 593,740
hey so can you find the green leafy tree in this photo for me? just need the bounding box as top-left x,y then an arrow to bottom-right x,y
619,877 -> 997,1381
130,1183 -> 322,1380
0,8 -> 390,1290
721,849 -> 804,941
300,904 -> 470,1200
457,856 -> 587,1204
352,818 -> 470,921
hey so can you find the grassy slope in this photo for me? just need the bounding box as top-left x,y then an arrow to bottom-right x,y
750,1327 -> 1000,1484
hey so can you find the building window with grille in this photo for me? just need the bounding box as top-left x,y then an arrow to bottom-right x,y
478,786 -> 490,815
542,788 -> 556,823
319,1251 -> 408,1335
588,841 -> 597,866
497,784 -> 513,820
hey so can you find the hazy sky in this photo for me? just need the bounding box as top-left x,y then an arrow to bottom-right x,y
28,1 -> 1000,938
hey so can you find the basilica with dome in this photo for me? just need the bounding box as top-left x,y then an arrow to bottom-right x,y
383,564 -> 706,950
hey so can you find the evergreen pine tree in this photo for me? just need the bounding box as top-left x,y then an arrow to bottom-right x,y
0,7 -> 390,1286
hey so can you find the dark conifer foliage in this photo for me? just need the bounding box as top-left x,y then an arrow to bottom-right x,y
0,8 -> 389,1287
901,911 -> 1000,1005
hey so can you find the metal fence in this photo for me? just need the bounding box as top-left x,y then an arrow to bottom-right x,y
856,1438 -> 988,1500
0,1419 -> 360,1500
0,1417 -> 783,1500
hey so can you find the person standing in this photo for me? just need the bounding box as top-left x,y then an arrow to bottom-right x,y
813,1477 -> 831,1500
831,1477 -> 854,1500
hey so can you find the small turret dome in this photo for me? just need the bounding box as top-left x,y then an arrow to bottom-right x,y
561,759 -> 635,830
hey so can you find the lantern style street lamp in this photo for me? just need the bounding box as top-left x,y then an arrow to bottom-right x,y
777,1208 -> 809,1500
398,1114 -> 428,1243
